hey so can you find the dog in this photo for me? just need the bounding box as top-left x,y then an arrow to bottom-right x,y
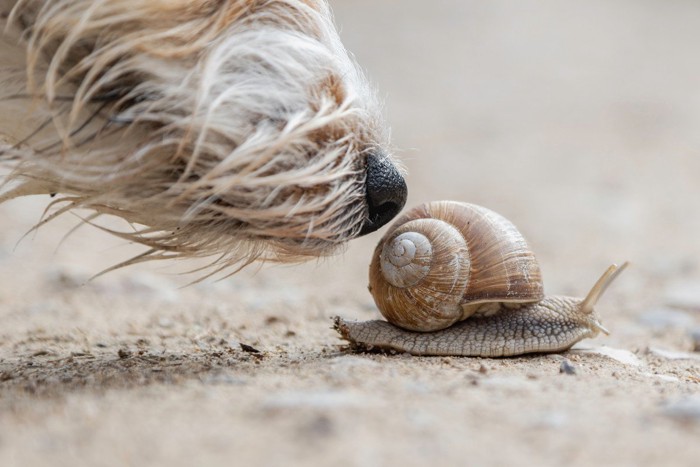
0,0 -> 407,275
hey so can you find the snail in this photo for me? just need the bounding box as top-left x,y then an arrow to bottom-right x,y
334,200 -> 628,357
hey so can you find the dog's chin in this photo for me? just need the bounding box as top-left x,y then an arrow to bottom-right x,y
270,239 -> 345,262
265,214 -> 369,260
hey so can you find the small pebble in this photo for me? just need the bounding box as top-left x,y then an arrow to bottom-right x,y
662,396 -> 700,423
691,328 -> 700,353
157,317 -> 174,329
45,266 -> 90,288
648,347 -> 700,361
264,316 -> 282,325
117,348 -> 131,359
571,345 -> 642,367
304,415 -> 335,437
559,359 -> 576,375
240,343 -> 261,354
642,372 -> 679,383
531,411 -> 569,429
664,280 -> 700,311
201,372 -> 247,385
638,308 -> 693,330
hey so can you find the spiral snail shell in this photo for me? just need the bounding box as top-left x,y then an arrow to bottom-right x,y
335,201 -> 628,357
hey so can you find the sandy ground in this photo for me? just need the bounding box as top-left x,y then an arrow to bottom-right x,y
2,1 -> 700,466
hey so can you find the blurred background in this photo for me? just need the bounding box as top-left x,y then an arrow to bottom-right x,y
1,2 -> 699,466
3,0 -> 700,324
1,0 -> 699,333
334,0 -> 700,283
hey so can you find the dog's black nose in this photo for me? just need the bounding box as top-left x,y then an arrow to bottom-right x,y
359,153 -> 407,236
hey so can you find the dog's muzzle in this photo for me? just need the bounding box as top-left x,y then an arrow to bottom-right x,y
359,153 -> 408,236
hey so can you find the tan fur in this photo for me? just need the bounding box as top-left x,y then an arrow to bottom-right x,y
0,0 -> 397,277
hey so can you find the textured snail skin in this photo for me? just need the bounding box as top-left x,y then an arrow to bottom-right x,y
334,296 -> 605,357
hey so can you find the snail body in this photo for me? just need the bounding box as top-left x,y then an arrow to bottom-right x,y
335,201 -> 627,357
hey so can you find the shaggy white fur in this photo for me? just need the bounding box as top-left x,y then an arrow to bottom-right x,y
0,0 -> 398,277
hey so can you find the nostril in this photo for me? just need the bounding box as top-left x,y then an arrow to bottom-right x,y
366,200 -> 402,231
359,153 -> 407,236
